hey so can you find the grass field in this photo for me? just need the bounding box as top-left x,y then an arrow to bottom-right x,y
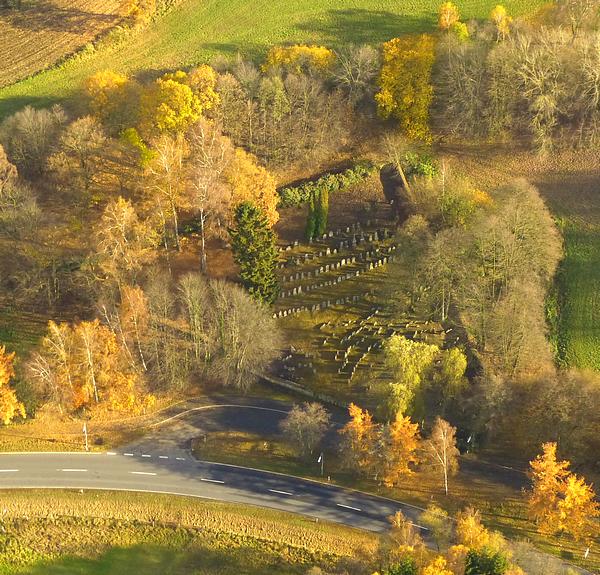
0,0 -> 127,89
0,0 -> 545,118
0,489 -> 378,574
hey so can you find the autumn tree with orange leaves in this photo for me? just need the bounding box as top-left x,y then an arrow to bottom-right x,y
379,413 -> 421,487
339,403 -> 378,474
0,345 -> 25,425
29,320 -> 152,414
528,442 -> 600,544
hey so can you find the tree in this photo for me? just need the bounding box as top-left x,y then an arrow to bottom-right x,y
490,5 -> 512,41
376,35 -> 435,142
456,507 -> 492,549
225,147 -> 279,226
331,45 -> 379,105
0,144 -> 17,194
379,413 -> 421,487
465,548 -> 509,575
528,442 -> 599,543
419,505 -> 452,551
438,2 -> 460,31
178,273 -> 210,363
384,335 -> 439,416
527,442 -> 570,534
280,402 -> 330,457
339,403 -> 378,474
229,201 -> 280,304
424,418 -> 460,495
264,45 -> 335,74
48,116 -> 107,196
422,556 -> 453,575
558,474 -> 600,543
0,105 -> 66,176
0,346 -> 25,425
208,279 -> 282,390
187,65 -> 221,112
147,133 -> 187,250
95,196 -> 159,287
186,119 -> 234,271
84,70 -> 140,131
384,557 -> 418,575
140,75 -> 202,135
558,0 -> 600,39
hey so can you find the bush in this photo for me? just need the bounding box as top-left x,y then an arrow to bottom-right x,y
278,162 -> 376,208
465,547 -> 509,575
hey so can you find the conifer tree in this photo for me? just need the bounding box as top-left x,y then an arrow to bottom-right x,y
229,201 -> 280,304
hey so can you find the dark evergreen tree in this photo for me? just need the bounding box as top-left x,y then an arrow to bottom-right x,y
465,548 -> 509,575
229,201 -> 280,304
305,189 -> 317,241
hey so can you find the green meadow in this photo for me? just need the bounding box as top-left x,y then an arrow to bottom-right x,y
0,0 -> 545,117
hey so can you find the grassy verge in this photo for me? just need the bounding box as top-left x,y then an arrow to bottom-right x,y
0,0 -> 545,118
0,489 -> 379,574
193,430 -> 599,573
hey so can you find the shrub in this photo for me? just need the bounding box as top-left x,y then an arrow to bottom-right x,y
278,162 -> 376,208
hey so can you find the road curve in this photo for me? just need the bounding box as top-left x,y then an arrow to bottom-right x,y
0,451 -> 425,533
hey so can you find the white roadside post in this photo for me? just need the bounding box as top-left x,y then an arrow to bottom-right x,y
83,422 -> 89,452
318,452 -> 323,477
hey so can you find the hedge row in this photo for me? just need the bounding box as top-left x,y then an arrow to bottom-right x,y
278,162 -> 377,208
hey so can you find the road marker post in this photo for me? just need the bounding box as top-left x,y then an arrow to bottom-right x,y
83,423 -> 89,452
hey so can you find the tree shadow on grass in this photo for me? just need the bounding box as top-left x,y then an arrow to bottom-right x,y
294,8 -> 435,47
16,543 -> 307,575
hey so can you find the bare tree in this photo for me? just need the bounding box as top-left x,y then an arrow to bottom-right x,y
280,402 -> 330,456
0,105 -> 66,176
424,417 -> 460,495
186,120 -> 233,271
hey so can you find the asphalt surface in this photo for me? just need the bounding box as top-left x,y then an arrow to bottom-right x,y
0,451 -> 424,533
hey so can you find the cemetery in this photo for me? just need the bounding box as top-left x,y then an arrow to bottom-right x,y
272,201 -> 449,409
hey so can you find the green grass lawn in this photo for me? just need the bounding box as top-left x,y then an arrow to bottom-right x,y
0,0 -> 545,118
555,220 -> 600,369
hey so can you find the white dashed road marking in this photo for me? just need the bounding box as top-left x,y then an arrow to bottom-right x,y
159,456 -> 168,459
176,457 -> 186,461
124,453 -> 134,457
106,452 -> 117,456
268,489 -> 294,496
130,471 -> 157,476
200,478 -> 224,484
141,454 -> 152,458
0,469 -> 18,473
336,503 -> 362,512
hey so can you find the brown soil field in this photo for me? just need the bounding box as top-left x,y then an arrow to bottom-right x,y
0,0 -> 127,88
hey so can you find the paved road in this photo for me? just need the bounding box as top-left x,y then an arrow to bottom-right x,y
0,451 -> 424,533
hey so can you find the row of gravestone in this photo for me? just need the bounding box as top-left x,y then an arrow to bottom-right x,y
279,228 -> 393,269
282,244 -> 398,283
278,254 -> 395,299
272,292 -> 370,319
278,222 -> 368,253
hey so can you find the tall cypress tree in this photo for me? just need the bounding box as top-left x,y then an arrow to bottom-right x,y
229,201 -> 280,304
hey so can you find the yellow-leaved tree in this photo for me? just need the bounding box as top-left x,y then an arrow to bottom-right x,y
528,442 -> 600,543
490,5 -> 512,41
339,403 -> 378,474
0,345 -> 25,425
375,35 -> 435,142
140,74 -> 202,135
263,44 -> 335,73
422,556 -> 453,575
225,147 -> 279,226
527,442 -> 570,534
438,2 -> 460,31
